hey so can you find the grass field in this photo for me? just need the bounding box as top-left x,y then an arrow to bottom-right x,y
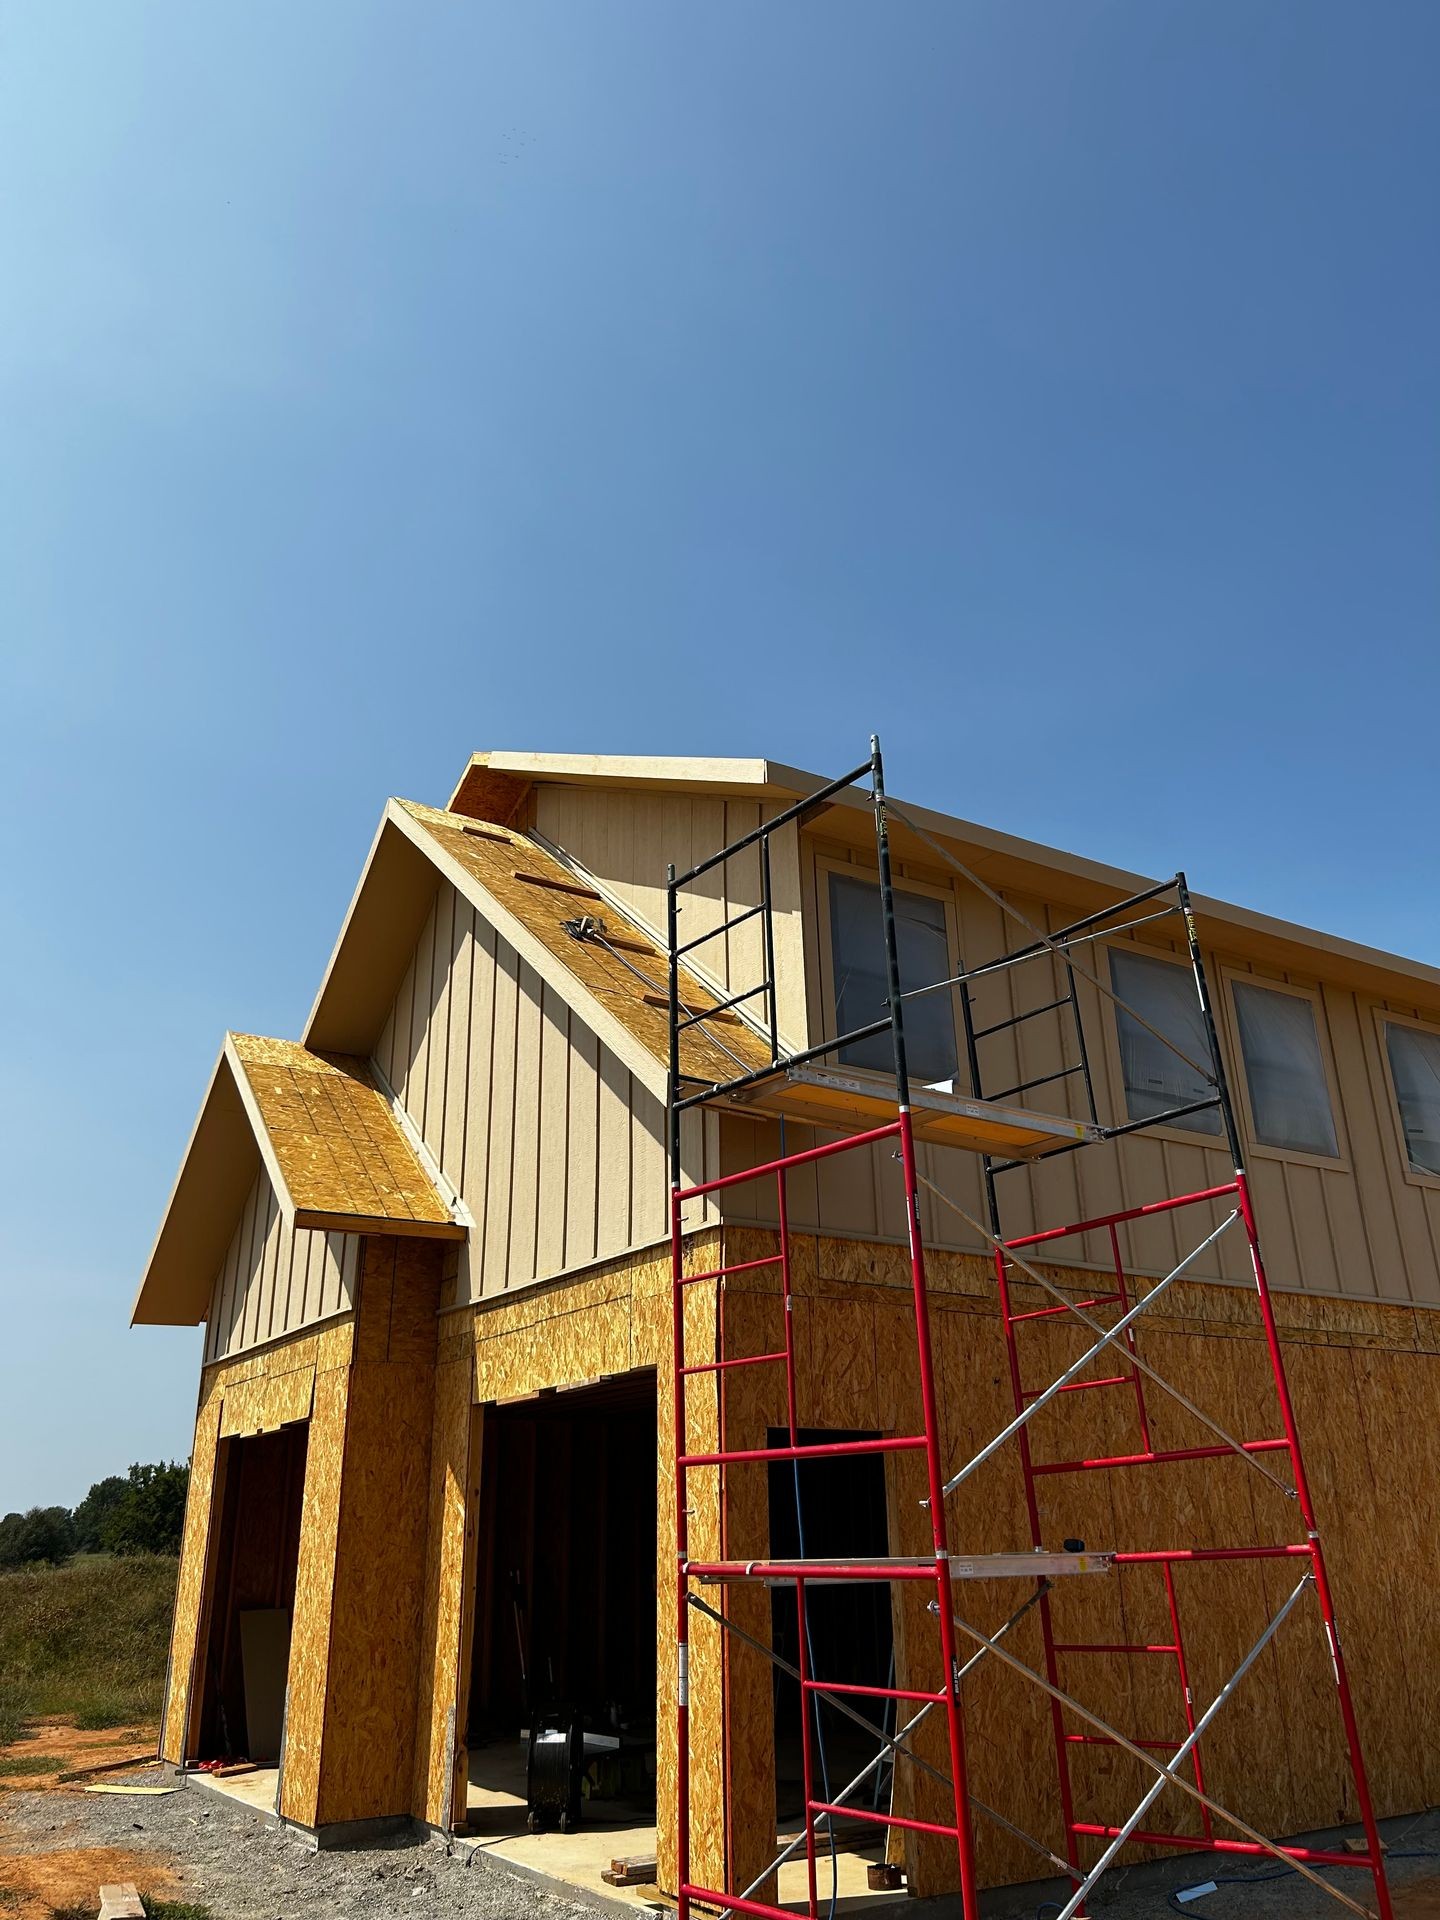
0,1555 -> 177,1742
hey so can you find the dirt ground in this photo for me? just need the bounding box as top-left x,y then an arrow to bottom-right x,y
0,1728 -> 1435,1920
0,1718 -> 159,1789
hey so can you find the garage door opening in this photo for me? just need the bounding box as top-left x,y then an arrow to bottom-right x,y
194,1422 -> 308,1777
466,1369 -> 658,1841
768,1430 -> 894,1824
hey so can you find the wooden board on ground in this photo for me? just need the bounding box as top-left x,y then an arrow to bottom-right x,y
98,1886 -> 145,1920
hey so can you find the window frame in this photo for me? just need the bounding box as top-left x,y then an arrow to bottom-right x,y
1220,968 -> 1349,1172
814,852 -> 965,1089
1372,1005 -> 1440,1192
1097,938 -> 1230,1149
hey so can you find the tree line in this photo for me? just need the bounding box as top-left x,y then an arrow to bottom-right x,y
0,1463 -> 190,1569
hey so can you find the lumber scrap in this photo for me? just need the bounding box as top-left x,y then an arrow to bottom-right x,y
98,1885 -> 145,1920
602,1854 -> 659,1887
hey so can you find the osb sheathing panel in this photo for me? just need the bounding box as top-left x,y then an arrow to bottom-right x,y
160,1383 -> 224,1762
398,800 -> 773,1092
230,1033 -> 459,1234
163,1320 -> 354,1767
278,1362 -> 350,1826
709,1224 -> 1440,1897
411,1332 -> 478,1827
456,1231 -> 728,1895
218,1367 -> 315,1438
313,1239 -> 442,1828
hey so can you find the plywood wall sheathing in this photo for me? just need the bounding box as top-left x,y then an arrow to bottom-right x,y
218,1367 -> 315,1438
311,1238 -> 444,1828
706,1222 -> 1440,1899
176,1232 -> 443,1831
278,1361 -> 350,1826
164,1319 -> 353,1769
411,1332 -> 478,1828
160,1382 -> 224,1762
455,1230 -> 727,1895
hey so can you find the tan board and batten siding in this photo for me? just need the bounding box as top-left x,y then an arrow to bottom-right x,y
531,784 -> 808,1048
715,826 -> 1440,1307
372,879 -> 674,1302
203,1167 -> 359,1364
515,775 -> 1440,1310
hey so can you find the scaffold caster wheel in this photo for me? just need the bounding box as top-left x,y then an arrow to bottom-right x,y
527,1811 -> 542,1835
559,1810 -> 575,1834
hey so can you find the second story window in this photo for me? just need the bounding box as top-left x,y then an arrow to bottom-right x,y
1382,1019 -> 1440,1177
1231,979 -> 1339,1159
828,871 -> 958,1086
1108,947 -> 1221,1135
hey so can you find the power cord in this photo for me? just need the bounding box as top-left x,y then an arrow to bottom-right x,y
1164,1845 -> 1440,1914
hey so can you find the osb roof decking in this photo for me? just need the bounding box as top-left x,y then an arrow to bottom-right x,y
229,1034 -> 462,1238
395,799 -> 776,1092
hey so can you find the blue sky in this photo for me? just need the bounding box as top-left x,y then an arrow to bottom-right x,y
1,3 -> 1437,1510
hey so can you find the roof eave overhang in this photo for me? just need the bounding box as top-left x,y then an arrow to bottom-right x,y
130,1046 -> 269,1329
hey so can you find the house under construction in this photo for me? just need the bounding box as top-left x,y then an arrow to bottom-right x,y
135,744 -> 1440,1918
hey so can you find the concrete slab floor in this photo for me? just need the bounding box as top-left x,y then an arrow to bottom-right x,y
463,1741 -> 903,1915
188,1765 -> 280,1816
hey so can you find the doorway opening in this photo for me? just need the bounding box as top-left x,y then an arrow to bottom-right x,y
466,1369 -> 658,1840
194,1422 -> 308,1771
768,1429 -> 894,1824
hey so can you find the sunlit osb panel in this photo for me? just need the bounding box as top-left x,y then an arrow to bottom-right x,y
278,1366 -> 350,1827
229,1033 -> 459,1234
160,1383 -> 224,1763
398,800 -> 772,1092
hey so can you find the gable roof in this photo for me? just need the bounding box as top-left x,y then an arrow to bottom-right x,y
133,1034 -> 461,1328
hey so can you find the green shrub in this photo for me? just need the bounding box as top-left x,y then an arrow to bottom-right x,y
0,1555 -> 177,1732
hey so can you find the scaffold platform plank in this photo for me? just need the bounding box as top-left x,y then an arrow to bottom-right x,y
716,1062 -> 1102,1156
689,1550 -> 1114,1586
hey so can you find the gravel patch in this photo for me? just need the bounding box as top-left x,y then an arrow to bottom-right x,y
0,1774 -> 596,1920
4,1774 -> 1436,1920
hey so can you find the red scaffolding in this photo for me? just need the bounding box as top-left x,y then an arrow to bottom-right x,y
665,740 -> 1393,1920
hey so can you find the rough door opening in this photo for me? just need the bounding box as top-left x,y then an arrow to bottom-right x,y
193,1422 -> 307,1767
467,1368 -> 658,1831
768,1429 -> 894,1824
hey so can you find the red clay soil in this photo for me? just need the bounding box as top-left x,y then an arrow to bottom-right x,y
0,1722 -> 173,1920
0,1719 -> 159,1791
0,1840 -> 178,1920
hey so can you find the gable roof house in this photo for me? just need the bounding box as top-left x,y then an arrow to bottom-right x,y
136,749 -> 1440,1908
